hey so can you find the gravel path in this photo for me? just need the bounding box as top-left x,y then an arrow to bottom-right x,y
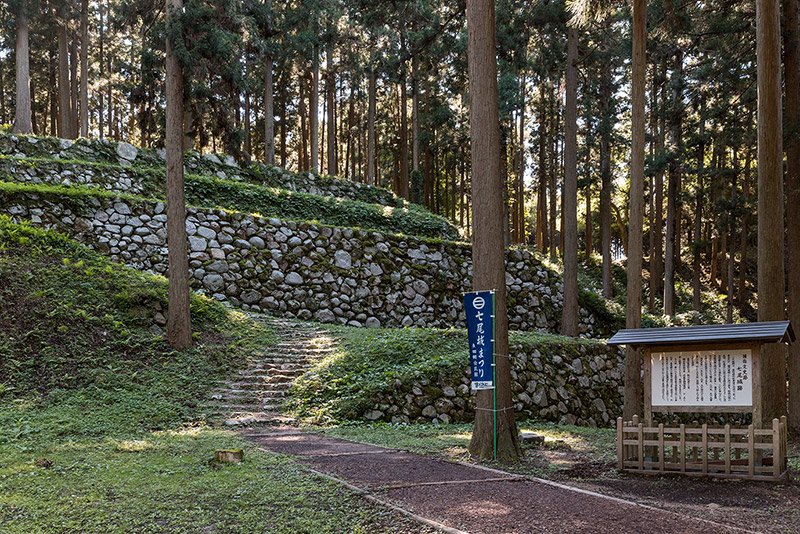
247,429 -> 749,534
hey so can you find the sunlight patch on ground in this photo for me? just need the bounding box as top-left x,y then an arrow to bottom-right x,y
113,439 -> 155,453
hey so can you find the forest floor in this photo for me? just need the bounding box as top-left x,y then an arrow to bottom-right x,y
314,422 -> 800,533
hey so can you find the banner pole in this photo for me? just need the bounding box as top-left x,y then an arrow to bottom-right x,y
492,290 -> 497,462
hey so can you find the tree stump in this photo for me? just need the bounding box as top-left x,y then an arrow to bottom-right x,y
214,449 -> 244,463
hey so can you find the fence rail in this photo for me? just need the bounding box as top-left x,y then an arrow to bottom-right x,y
616,415 -> 788,481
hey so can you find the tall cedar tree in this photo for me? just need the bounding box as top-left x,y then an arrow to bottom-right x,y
466,0 -> 520,461
165,0 -> 192,349
756,0 -> 786,425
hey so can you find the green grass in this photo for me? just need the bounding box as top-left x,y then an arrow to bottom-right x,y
320,421 -> 618,477
0,218 -> 415,532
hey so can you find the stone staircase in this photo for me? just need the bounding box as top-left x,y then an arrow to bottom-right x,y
208,314 -> 337,427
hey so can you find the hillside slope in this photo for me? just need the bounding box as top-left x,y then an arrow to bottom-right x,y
0,218 -> 423,532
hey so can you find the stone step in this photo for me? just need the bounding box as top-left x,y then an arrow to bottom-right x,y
224,413 -> 296,427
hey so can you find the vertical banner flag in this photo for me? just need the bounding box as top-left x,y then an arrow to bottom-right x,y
464,290 -> 495,390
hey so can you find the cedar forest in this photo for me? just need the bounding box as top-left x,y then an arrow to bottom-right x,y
3,0 -> 800,456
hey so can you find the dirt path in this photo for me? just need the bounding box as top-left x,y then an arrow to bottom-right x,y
245,429 -> 751,534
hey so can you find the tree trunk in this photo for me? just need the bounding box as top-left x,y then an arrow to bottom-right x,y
693,98 -> 705,312
326,41 -> 337,176
784,0 -> 800,431
664,49 -> 683,317
624,0 -> 646,422
398,71 -> 410,199
517,77 -> 526,244
738,142 -> 752,304
310,46 -> 320,173
599,66 -> 613,299
536,89 -> 548,251
412,56 -> 420,173
466,0 -> 519,462
264,57 -> 275,164
165,0 -> 192,349
299,76 -> 308,171
57,10 -> 72,139
651,60 -> 666,311
70,37 -> 78,137
367,69 -> 377,185
756,0 -> 786,426
561,27 -> 579,337
79,0 -> 89,137
99,1 -> 105,139
13,7 -> 32,134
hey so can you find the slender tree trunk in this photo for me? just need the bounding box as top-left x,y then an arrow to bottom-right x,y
264,58 -> 275,164
299,75 -> 308,171
98,2 -> 105,139
561,27 -> 579,337
756,0 -> 786,426
79,0 -> 88,137
784,0 -> 800,431
13,7 -> 32,134
548,88 -> 557,260
366,69 -> 378,186
738,143 -> 752,304
466,0 -> 519,462
517,77 -> 526,244
624,0 -> 646,422
664,49 -> 683,317
536,89 -> 549,251
693,98 -> 705,312
57,10 -> 72,138
599,66 -> 613,299
310,47 -> 320,172
651,60 -> 666,311
412,56 -> 420,175
70,37 -> 78,137
0,57 -> 6,125
326,41 -> 337,176
398,72 -> 410,198
165,0 -> 192,349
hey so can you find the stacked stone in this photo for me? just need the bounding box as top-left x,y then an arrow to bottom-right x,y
365,341 -> 624,427
2,189 -> 616,337
0,133 -> 400,207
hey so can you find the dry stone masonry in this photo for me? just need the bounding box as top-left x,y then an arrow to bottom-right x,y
364,340 -> 623,427
0,134 -> 401,207
1,188 -> 617,336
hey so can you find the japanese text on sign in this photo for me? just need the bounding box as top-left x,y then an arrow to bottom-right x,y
651,349 -> 752,408
464,291 -> 495,390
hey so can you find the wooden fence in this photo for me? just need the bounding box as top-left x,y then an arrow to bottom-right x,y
616,415 -> 788,481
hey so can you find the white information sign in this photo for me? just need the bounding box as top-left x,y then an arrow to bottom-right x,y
651,349 -> 752,407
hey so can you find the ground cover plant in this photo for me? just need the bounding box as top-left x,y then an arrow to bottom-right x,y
0,218 -> 423,533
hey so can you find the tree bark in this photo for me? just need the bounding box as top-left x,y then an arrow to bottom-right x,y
367,69 -> 377,185
784,0 -> 800,430
310,44 -> 320,173
57,9 -> 72,139
99,1 -> 105,139
466,0 -> 519,462
79,0 -> 89,137
624,0 -> 646,422
165,0 -> 192,349
664,49 -> 683,317
756,0 -> 786,426
326,41 -> 337,175
13,6 -> 32,134
536,89 -> 548,251
398,70 -> 410,199
599,66 -> 613,299
561,27 -> 579,337
693,98 -> 705,313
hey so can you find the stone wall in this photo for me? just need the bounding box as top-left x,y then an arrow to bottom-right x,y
1,188 -> 620,336
0,133 -> 400,207
363,340 -> 624,427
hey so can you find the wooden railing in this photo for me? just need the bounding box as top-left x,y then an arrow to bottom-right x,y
616,415 -> 788,481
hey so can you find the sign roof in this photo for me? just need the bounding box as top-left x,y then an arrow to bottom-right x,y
607,321 -> 795,347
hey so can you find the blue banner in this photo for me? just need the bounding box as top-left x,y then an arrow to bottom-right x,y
464,290 -> 495,390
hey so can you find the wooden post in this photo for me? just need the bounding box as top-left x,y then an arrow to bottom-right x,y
701,423 -> 708,474
748,424 -> 755,476
658,423 -> 665,471
637,422 -> 644,470
781,415 -> 788,471
724,424 -> 731,474
772,418 -> 781,478
643,348 -> 653,426
616,417 -> 624,469
680,423 -> 686,472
